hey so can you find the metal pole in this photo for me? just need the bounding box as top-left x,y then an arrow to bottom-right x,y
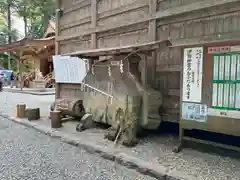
19,7 -> 27,91
18,59 -> 22,90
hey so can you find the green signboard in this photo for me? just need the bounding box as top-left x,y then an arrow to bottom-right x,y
212,52 -> 240,110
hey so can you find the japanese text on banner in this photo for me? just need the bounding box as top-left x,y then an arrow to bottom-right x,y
182,47 -> 203,102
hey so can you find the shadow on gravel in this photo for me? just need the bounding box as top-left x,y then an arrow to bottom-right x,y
140,121 -> 240,159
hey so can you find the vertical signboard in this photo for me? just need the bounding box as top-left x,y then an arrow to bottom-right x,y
182,47 -> 203,102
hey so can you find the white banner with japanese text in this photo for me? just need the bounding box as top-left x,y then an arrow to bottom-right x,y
182,47 -> 203,102
52,55 -> 89,84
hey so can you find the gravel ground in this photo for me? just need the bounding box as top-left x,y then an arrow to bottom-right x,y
0,91 -> 54,117
0,116 -> 156,180
0,91 -> 240,180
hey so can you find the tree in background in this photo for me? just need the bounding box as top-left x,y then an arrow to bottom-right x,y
0,0 -> 56,69
1,0 -> 56,40
14,0 -> 56,38
0,4 -> 18,70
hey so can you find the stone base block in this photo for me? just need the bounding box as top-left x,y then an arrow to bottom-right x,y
26,108 -> 40,121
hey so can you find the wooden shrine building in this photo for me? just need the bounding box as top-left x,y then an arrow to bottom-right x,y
0,20 -> 56,88
55,0 -> 240,150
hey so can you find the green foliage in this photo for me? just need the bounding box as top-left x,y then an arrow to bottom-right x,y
0,53 -> 8,68
0,8 -> 18,70
14,0 -> 56,38
0,24 -> 18,44
27,20 -> 44,39
0,52 -> 18,70
1,0 -> 56,39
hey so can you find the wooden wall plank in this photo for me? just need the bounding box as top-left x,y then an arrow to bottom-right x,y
58,0 -> 238,42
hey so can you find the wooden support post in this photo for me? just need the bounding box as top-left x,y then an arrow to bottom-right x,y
55,0 -> 61,99
91,0 -> 97,49
148,0 -> 157,42
50,110 -> 62,128
19,59 -> 23,90
141,54 -> 148,127
26,108 -> 40,121
16,103 -> 26,118
148,0 -> 157,85
173,48 -> 184,153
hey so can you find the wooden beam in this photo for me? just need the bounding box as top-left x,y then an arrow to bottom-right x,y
98,0 -> 148,20
148,0 -> 157,85
56,18 -> 147,41
148,0 -> 157,41
0,38 -> 54,53
63,0 -> 90,14
153,0 -> 239,21
55,1 -> 60,55
170,32 -> 240,48
55,0 -> 61,99
157,1 -> 240,26
91,0 -> 97,49
183,136 -> 240,153
167,89 -> 180,96
60,16 -> 91,30
157,65 -> 182,72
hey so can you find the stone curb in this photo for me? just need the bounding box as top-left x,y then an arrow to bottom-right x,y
0,113 -> 196,180
3,90 -> 55,95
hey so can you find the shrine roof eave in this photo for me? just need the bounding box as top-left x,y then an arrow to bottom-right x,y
62,40 -> 172,59
36,43 -> 55,55
0,36 -> 55,53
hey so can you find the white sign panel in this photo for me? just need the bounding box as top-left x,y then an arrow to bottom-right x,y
52,55 -> 88,84
182,47 -> 203,102
182,102 -> 207,122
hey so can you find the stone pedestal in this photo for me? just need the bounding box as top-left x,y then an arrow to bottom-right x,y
26,108 -> 40,121
32,80 -> 45,89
